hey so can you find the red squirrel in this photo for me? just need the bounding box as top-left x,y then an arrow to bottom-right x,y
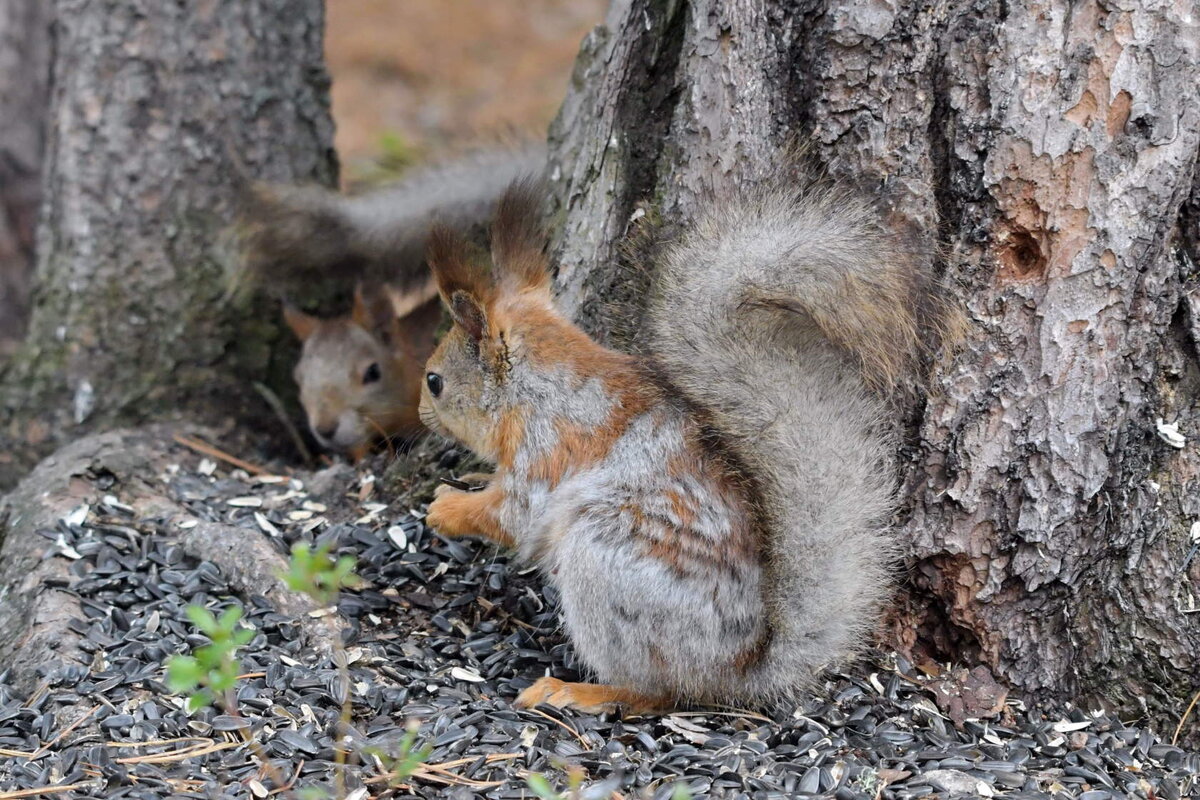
281,281 -> 440,459
417,178 -> 956,713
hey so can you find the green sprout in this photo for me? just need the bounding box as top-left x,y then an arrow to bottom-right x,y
281,541 -> 360,606
281,540 -> 363,798
525,772 -> 570,800
165,604 -> 254,711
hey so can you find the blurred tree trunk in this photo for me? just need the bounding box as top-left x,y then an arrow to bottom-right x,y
0,0 -> 337,488
548,0 -> 1200,726
0,0 -> 49,356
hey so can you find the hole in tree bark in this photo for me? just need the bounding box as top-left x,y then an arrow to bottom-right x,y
995,224 -> 1047,284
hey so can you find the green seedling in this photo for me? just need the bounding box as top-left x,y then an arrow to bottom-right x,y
525,772 -> 569,800
163,543 -> 366,798
281,541 -> 362,798
281,541 -> 361,607
165,604 -> 254,711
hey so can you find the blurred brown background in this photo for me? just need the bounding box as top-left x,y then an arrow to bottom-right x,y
326,0 -> 604,183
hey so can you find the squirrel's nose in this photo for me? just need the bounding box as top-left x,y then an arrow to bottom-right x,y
314,423 -> 337,441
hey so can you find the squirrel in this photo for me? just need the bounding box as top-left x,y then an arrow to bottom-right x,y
238,144 -> 545,458
418,175 -> 955,713
281,281 -> 441,459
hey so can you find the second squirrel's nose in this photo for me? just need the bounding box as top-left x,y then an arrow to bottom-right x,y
314,423 -> 337,441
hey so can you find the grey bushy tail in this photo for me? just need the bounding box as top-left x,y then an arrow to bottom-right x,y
646,176 -> 956,697
236,143 -> 546,298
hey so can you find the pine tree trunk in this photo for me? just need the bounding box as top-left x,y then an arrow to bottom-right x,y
0,0 -> 49,355
548,0 -> 1200,724
0,0 -> 336,488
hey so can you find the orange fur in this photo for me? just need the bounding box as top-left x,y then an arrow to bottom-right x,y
665,489 -> 697,529
425,484 -> 515,548
514,677 -> 668,715
491,407 -> 528,468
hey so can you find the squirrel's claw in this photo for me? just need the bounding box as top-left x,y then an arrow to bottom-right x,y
434,471 -> 493,499
514,677 -> 668,716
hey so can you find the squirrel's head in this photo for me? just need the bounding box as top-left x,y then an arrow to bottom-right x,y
285,281 -> 440,458
420,180 -> 569,462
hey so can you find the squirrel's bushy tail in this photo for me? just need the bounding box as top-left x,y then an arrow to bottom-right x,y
236,143 -> 546,298
646,175 -> 955,699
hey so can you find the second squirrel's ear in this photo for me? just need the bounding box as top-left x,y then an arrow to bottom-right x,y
283,303 -> 319,342
491,179 -> 550,295
351,282 -> 398,343
428,225 -> 492,343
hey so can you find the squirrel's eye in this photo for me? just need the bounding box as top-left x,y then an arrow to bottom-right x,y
426,372 -> 443,398
362,363 -> 382,384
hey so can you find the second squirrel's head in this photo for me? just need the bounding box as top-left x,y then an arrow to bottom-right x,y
420,180 -> 590,462
286,281 -> 441,459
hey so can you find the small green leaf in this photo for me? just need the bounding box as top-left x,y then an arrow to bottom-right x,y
217,605 -> 243,630
185,690 -> 212,712
186,605 -> 218,635
525,773 -> 562,800
192,643 -> 220,665
670,783 -> 693,800
165,656 -> 203,692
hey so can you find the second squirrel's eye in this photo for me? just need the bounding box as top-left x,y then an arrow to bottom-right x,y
362,363 -> 381,384
426,372 -> 443,398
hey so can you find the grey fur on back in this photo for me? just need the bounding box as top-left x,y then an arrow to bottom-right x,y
238,143 -> 546,298
645,177 -> 940,697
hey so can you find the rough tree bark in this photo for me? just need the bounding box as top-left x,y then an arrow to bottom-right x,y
0,0 -> 49,356
547,0 -> 1200,725
0,0 -> 337,489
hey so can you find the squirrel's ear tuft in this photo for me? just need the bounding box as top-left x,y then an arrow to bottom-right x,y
282,303 -> 320,342
428,224 -> 491,303
428,226 -> 491,343
491,179 -> 550,294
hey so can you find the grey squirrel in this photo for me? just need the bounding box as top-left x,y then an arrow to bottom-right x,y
239,144 -> 545,458
417,175 -> 957,712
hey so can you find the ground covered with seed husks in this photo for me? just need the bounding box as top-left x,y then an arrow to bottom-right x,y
1,432 -> 1198,800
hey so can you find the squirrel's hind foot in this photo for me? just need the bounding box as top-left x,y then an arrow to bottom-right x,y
514,677 -> 670,715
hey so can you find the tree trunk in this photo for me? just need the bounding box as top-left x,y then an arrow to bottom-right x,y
547,0 -> 1200,725
0,0 -> 49,356
0,0 -> 337,489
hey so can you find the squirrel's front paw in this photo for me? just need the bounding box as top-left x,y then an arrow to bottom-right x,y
425,492 -> 467,535
425,483 -> 515,547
